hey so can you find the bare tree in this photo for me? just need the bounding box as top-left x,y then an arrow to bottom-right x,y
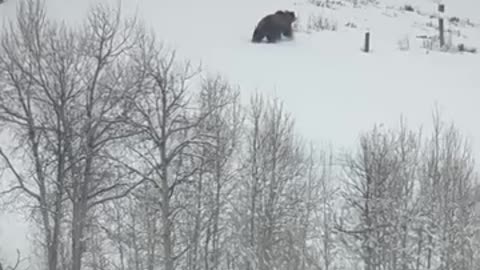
0,2 -> 70,268
309,145 -> 338,270
337,113 -> 479,270
242,93 -> 265,270
98,75 -> 241,270
0,1 -> 144,269
337,120 -> 422,270
0,250 -> 23,270
100,189 -> 155,270
113,29 -> 237,270
235,94 -> 309,270
417,111 -> 477,270
186,75 -> 243,270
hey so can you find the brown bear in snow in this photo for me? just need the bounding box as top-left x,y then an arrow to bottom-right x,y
252,10 -> 297,43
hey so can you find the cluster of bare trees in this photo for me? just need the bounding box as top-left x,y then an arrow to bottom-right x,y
0,1 -> 478,270
337,115 -> 480,270
0,1 -> 335,270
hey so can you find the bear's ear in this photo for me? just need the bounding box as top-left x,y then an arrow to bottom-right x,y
287,11 -> 296,19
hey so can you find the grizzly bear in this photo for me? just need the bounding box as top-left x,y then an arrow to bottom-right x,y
252,10 -> 297,43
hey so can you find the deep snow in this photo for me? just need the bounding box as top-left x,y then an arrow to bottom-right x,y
1,0 -> 479,267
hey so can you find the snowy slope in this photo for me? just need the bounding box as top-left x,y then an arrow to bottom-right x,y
1,0 -> 479,266
2,0 -> 479,153
124,0 -> 480,155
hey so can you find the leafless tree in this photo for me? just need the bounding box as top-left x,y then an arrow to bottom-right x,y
111,28 -> 237,269
98,189 -> 154,270
417,111 -> 477,270
337,113 -> 479,270
0,250 -> 23,270
234,94 -> 312,270
307,145 -> 338,270
337,120 -> 422,270
0,1 -> 144,270
240,93 -> 265,270
185,75 -> 243,270
100,74 -> 243,270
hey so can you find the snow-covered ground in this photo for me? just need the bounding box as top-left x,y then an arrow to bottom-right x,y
1,0 -> 479,266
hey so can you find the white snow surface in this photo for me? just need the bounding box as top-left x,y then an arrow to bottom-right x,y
1,0 -> 479,267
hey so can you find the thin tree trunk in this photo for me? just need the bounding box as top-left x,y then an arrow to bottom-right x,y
204,226 -> 211,270
212,137 -> 222,270
248,112 -> 260,270
146,211 -> 157,270
192,163 -> 204,270
72,101 -> 95,270
71,152 -> 91,270
161,87 -> 174,270
415,228 -> 423,270
401,223 -> 408,270
130,201 -> 141,270
50,103 -> 69,270
427,234 -> 433,270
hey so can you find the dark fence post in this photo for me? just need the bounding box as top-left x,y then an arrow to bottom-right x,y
438,4 -> 445,48
364,32 -> 370,52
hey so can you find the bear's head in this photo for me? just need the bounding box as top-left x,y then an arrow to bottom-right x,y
279,10 -> 296,23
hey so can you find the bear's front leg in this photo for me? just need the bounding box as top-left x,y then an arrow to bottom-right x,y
283,28 -> 293,39
266,32 -> 281,43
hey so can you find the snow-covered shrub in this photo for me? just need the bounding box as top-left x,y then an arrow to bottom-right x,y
401,4 -> 415,12
447,16 -> 477,28
439,32 -> 455,52
308,0 -> 345,9
345,21 -> 357,28
421,35 -> 441,51
292,17 -> 301,33
458,43 -> 477,53
449,16 -> 460,24
309,0 -> 328,8
346,0 -> 379,8
420,32 -> 476,54
397,35 -> 410,51
421,35 -> 436,51
306,13 -> 338,32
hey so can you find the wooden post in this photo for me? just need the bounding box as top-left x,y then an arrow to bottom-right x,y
364,32 -> 370,52
438,4 -> 445,47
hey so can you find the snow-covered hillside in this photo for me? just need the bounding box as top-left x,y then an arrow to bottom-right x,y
1,0 -> 479,153
1,0 -> 479,267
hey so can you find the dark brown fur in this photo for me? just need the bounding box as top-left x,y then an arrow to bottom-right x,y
252,10 -> 296,43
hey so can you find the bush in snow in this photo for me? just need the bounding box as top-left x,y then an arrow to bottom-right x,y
420,32 -> 476,54
306,13 -> 338,32
347,0 -> 379,8
292,18 -> 301,33
421,35 -> 444,51
401,4 -> 415,12
457,43 -> 477,53
308,0 -> 345,9
397,35 -> 410,51
345,21 -> 357,28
